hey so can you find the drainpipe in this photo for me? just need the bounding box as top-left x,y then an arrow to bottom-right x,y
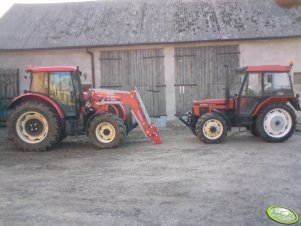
86,49 -> 96,88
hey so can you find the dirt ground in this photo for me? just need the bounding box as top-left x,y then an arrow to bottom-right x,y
0,124 -> 300,226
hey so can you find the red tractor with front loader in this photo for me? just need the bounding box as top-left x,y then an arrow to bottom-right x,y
7,66 -> 161,152
179,64 -> 300,144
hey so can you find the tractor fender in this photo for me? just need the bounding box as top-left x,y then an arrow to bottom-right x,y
108,104 -> 127,121
289,98 -> 301,111
251,97 -> 294,117
211,109 -> 232,131
8,93 -> 65,119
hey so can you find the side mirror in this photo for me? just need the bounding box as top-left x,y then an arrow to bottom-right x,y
296,93 -> 300,99
24,74 -> 31,79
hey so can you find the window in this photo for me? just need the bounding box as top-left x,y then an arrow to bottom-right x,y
49,72 -> 76,116
263,72 -> 293,96
241,73 -> 262,96
229,72 -> 244,97
30,72 -> 48,94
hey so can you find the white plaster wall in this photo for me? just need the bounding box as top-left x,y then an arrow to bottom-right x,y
240,38 -> 301,91
0,49 -> 92,93
164,47 -> 176,119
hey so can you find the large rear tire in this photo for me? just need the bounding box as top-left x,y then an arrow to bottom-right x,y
7,101 -> 62,152
256,103 -> 296,143
88,113 -> 126,149
247,121 -> 259,136
195,112 -> 227,144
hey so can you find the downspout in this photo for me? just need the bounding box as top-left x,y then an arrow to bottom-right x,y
86,49 -> 96,88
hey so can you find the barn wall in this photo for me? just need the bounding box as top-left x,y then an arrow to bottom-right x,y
0,37 -> 300,120
164,47 -> 176,119
240,38 -> 301,72
0,49 -> 92,93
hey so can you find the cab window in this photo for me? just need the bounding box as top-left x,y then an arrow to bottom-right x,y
241,73 -> 262,96
229,72 -> 244,97
263,72 -> 293,96
49,72 -> 76,117
30,72 -> 48,94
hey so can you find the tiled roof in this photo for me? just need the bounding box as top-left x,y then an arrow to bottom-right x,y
0,0 -> 300,50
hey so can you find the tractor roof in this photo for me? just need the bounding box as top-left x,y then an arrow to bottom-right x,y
246,65 -> 291,73
26,66 -> 78,73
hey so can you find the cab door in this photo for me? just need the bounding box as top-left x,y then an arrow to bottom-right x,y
49,71 -> 78,117
237,72 -> 263,124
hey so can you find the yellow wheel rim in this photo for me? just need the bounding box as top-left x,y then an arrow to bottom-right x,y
16,111 -> 49,144
203,119 -> 223,140
95,122 -> 116,144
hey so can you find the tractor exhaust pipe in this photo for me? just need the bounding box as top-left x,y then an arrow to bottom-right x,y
224,65 -> 230,112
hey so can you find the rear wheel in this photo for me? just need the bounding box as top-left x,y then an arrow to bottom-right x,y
195,113 -> 227,144
256,103 -> 296,143
7,101 -> 61,152
88,113 -> 126,149
247,121 -> 259,136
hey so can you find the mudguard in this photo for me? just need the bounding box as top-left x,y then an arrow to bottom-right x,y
8,93 -> 65,119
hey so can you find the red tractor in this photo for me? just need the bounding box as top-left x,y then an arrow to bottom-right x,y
7,66 -> 161,151
179,64 -> 300,144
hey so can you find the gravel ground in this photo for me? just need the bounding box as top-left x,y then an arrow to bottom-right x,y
0,125 -> 300,226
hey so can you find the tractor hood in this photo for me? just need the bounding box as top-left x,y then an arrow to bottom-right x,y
193,99 -> 234,107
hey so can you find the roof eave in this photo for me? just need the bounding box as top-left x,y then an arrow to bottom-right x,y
1,35 -> 301,52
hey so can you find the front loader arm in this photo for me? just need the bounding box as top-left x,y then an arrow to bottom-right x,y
89,87 -> 162,144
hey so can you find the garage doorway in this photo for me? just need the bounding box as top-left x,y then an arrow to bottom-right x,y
100,49 -> 166,120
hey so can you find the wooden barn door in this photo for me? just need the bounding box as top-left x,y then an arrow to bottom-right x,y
175,45 -> 239,115
100,49 -> 166,117
0,69 -> 19,123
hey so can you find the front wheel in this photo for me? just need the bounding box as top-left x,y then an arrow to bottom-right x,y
195,113 -> 227,144
88,113 -> 126,149
256,104 -> 296,143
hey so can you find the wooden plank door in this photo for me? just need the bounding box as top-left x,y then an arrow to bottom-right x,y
100,49 -> 166,117
175,45 -> 239,115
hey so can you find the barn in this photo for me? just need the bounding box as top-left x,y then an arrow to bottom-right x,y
0,0 -> 301,125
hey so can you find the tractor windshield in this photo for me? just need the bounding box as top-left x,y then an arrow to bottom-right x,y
229,71 -> 244,97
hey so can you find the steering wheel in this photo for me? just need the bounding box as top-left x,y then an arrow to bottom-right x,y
246,88 -> 257,96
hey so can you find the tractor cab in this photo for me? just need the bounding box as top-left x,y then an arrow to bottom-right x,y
27,66 -> 84,118
232,65 -> 297,123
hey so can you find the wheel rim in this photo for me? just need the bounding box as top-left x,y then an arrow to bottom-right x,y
203,119 -> 224,140
16,111 -> 49,144
263,108 -> 292,138
95,122 -> 116,144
